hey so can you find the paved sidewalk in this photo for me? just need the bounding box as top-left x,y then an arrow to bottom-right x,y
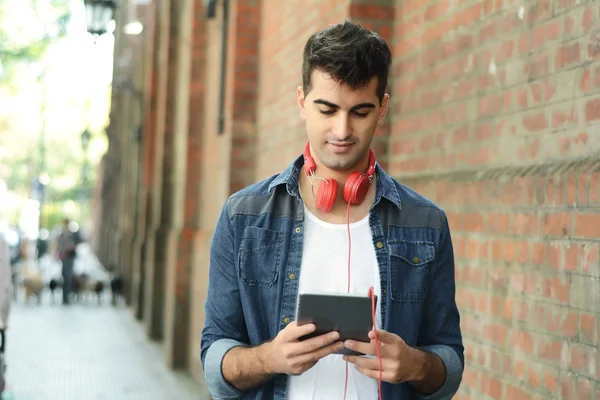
4,295 -> 207,400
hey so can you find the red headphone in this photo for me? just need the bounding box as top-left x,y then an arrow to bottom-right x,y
302,142 -> 376,212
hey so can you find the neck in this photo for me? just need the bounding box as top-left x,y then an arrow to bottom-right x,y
299,169 -> 377,224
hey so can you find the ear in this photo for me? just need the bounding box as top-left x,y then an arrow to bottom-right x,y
297,86 -> 306,120
377,93 -> 389,126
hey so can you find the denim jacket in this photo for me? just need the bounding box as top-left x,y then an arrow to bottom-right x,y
200,155 -> 464,400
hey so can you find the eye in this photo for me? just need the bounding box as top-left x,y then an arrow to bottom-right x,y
319,109 -> 336,115
353,110 -> 369,117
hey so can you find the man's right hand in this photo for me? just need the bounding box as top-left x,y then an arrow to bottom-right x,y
260,321 -> 344,376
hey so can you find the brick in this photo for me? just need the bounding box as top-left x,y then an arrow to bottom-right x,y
570,344 -> 596,377
511,330 -> 534,353
560,374 -> 577,399
525,52 -> 549,78
542,213 -> 572,237
523,112 -> 548,132
581,243 -> 599,275
580,68 -> 591,93
579,313 -> 598,344
555,42 -> 581,70
465,212 -> 485,232
543,367 -> 559,393
487,213 -> 510,233
585,98 -> 600,121
551,107 -> 578,130
575,213 -> 600,237
481,374 -> 504,399
513,213 -> 538,235
564,243 -> 580,271
532,242 -> 546,265
577,377 -> 594,400
591,172 -> 600,203
516,242 -> 529,264
541,276 -> 570,303
561,312 -> 577,338
528,366 -> 542,389
506,385 -> 530,400
538,337 -> 565,363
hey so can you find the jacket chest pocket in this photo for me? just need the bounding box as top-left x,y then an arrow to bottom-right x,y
238,227 -> 282,288
389,241 -> 435,303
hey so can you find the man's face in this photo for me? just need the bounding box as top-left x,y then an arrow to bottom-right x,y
297,70 -> 388,172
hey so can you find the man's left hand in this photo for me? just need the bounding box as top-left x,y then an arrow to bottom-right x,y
343,330 -> 421,384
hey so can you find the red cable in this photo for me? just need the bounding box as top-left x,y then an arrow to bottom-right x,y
372,292 -> 383,400
343,200 -> 351,399
343,200 -> 383,400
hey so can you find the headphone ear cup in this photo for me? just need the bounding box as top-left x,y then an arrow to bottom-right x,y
344,172 -> 370,204
316,178 -> 338,212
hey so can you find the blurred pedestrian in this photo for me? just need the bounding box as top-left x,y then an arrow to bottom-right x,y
56,218 -> 80,305
0,231 -> 13,394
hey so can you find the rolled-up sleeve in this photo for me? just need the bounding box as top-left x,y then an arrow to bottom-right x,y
200,201 -> 249,400
414,213 -> 464,400
203,339 -> 248,400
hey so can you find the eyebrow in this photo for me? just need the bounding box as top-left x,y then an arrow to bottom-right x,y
313,99 -> 376,111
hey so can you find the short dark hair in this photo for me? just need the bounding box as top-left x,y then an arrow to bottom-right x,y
302,21 -> 392,104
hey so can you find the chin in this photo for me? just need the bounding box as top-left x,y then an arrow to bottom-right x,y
322,156 -> 361,172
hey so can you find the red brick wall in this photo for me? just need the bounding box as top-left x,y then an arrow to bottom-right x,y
391,1 -> 600,399
227,0 -> 261,193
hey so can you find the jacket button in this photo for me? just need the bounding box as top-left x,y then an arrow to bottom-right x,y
376,242 -> 384,249
283,317 -> 290,324
413,256 -> 420,263
295,227 -> 301,233
289,273 -> 296,280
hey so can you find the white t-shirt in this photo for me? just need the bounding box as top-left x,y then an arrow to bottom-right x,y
286,206 -> 381,400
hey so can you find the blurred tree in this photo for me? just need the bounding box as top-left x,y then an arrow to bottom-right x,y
0,0 -> 71,85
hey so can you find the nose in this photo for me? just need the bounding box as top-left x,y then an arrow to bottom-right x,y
331,112 -> 351,141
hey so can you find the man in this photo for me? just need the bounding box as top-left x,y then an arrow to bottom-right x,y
56,218 -> 80,305
201,21 -> 463,400
0,232 -> 12,330
0,232 -> 12,394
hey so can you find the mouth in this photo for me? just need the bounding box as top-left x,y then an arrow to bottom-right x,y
327,142 -> 354,153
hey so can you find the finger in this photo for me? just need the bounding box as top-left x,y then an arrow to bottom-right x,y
368,329 -> 400,344
353,365 -> 389,381
281,321 -> 315,341
343,355 -> 381,371
344,339 -> 376,356
293,331 -> 340,355
295,341 -> 345,365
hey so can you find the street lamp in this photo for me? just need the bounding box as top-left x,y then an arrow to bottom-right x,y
84,0 -> 117,36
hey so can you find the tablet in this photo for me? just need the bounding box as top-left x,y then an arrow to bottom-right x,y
296,292 -> 377,356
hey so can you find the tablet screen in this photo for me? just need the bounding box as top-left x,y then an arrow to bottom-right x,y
296,293 -> 377,355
